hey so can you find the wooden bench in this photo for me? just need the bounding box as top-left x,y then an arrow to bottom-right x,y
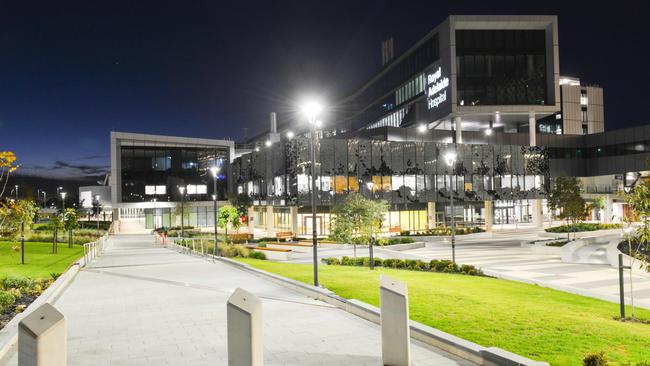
276,231 -> 295,242
228,233 -> 252,243
389,226 -> 402,234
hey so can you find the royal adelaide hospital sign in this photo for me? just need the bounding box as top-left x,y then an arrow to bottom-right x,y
426,66 -> 449,110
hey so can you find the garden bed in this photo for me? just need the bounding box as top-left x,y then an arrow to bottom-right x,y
618,241 -> 650,264
545,223 -> 621,233
0,276 -> 54,330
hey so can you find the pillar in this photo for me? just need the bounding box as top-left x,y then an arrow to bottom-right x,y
529,111 -> 536,147
290,206 -> 298,234
484,200 -> 493,232
427,202 -> 436,230
227,288 -> 263,366
604,195 -> 614,223
532,199 -> 543,228
247,206 -> 254,236
18,303 -> 66,366
266,205 -> 273,236
380,275 -> 410,366
454,116 -> 462,144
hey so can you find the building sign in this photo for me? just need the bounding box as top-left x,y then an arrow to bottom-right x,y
426,66 -> 449,110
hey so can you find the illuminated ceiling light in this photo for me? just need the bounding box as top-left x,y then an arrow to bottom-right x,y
485,128 -> 493,136
254,146 -> 260,152
265,140 -> 272,147
417,124 -> 427,133
301,101 -> 323,122
444,151 -> 457,167
209,166 -> 220,177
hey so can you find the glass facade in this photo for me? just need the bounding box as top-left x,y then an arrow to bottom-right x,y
232,137 -> 549,225
456,30 -> 548,106
120,146 -> 228,202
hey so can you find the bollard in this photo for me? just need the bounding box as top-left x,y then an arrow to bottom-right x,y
380,275 -> 411,366
227,288 -> 263,366
18,303 -> 66,366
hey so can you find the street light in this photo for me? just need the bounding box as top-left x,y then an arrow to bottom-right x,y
95,195 -> 101,234
210,166 -> 221,259
178,186 -> 186,238
265,140 -> 272,147
417,124 -> 427,134
286,131 -> 294,139
40,190 -> 46,208
152,198 -> 157,229
444,150 -> 457,264
60,192 -> 67,212
14,185 -> 18,200
302,99 -> 323,287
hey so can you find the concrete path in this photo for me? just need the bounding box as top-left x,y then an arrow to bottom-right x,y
2,235 -> 475,366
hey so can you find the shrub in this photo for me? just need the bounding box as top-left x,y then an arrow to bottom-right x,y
546,223 -> 621,233
0,290 -> 16,309
341,256 -> 351,265
50,272 -> 62,280
353,257 -> 365,266
322,257 -> 341,265
218,243 -> 250,258
257,243 -> 267,248
399,237 -> 415,244
372,258 -> 383,267
583,351 -> 608,366
400,230 -> 410,236
248,251 -> 266,260
2,276 -> 33,290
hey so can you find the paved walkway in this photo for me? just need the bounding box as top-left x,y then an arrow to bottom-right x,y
2,235 -> 474,366
285,235 -> 650,310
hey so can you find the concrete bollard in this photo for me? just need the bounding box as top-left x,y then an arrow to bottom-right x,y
380,275 -> 411,366
18,303 -> 66,366
227,288 -> 263,366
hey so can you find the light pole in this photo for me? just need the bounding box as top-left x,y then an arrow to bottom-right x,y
95,195 -> 101,234
302,100 -> 323,287
15,185 -> 18,200
60,192 -> 67,213
444,150 -> 457,264
41,190 -> 47,208
210,166 -> 221,259
152,198 -> 157,229
178,186 -> 186,238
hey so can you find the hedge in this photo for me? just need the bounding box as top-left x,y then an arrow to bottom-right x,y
545,223 -> 621,233
321,257 -> 484,276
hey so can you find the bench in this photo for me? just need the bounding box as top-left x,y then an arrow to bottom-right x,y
228,233 -> 252,243
276,231 -> 295,242
389,226 -> 402,233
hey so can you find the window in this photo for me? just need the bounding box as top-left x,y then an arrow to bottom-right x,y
581,108 -> 588,123
580,91 -> 588,105
186,185 -> 207,195
145,185 -> 166,195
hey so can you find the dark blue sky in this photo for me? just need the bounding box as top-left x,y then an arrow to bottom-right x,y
1,1 -> 648,179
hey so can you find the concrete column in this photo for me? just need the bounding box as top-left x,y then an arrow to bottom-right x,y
18,303 -> 66,366
454,116 -> 462,144
247,206 -> 254,236
227,288 -> 263,366
266,205 -> 273,236
529,111 -> 536,146
427,202 -> 436,230
484,200 -> 493,232
380,275 -> 411,366
532,199 -> 543,228
290,206 -> 298,234
604,195 -> 614,223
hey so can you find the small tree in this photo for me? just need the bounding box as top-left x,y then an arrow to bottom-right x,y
227,192 -> 253,218
0,200 -> 37,243
621,182 -> 650,320
218,206 -> 241,240
63,208 -> 79,248
591,196 -> 606,222
330,193 -> 389,259
51,213 -> 64,253
548,176 -> 587,240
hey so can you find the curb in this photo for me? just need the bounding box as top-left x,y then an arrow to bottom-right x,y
0,260 -> 81,362
216,257 -> 549,366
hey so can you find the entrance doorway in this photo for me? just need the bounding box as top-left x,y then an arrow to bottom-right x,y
302,216 -> 323,235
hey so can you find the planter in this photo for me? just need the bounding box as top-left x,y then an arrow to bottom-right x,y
380,242 -> 425,251
254,247 -> 292,261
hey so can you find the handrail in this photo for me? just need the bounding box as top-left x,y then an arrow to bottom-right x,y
82,232 -> 109,267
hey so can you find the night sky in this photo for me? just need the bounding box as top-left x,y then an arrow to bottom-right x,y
1,1 -> 648,179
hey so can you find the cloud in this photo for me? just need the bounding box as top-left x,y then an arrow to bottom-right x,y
18,160 -> 109,179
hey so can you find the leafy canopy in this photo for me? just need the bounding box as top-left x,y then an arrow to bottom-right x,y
548,176 -> 587,223
330,193 -> 389,243
218,206 -> 241,232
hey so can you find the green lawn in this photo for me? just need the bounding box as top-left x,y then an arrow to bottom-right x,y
0,241 -> 84,279
237,258 -> 650,366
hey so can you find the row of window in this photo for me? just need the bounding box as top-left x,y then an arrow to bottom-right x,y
367,108 -> 406,129
395,74 -> 425,105
548,141 -> 650,159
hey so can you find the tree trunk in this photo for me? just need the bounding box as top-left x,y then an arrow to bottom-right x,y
69,229 -> 72,248
369,237 -> 374,270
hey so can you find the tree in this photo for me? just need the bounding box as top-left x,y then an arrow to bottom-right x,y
218,206 -> 241,240
227,192 -> 252,218
0,200 -> 37,242
63,208 -> 79,248
590,196 -> 606,222
0,151 -> 18,199
621,182 -> 650,320
51,213 -> 64,253
330,193 -> 389,260
548,176 -> 587,240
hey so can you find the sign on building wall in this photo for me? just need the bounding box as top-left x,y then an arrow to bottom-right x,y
426,66 -> 449,110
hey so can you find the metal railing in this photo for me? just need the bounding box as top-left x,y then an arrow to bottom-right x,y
82,232 -> 110,267
168,237 -> 218,258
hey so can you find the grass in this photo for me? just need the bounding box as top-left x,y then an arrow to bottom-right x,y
237,258 -> 650,366
0,241 -> 84,279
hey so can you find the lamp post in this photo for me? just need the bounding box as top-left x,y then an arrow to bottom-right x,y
41,190 -> 47,208
210,166 -> 221,258
444,151 -> 457,264
302,100 -> 323,287
60,192 -> 67,213
95,195 -> 101,234
14,184 -> 18,200
178,186 -> 186,238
